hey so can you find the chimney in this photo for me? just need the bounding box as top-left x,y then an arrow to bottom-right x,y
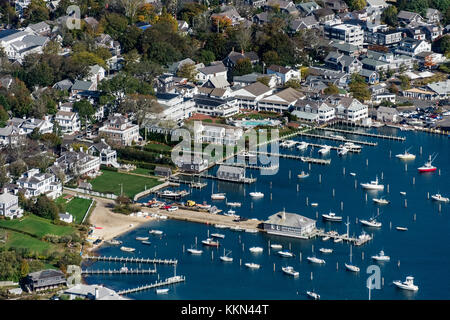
94,287 -> 99,300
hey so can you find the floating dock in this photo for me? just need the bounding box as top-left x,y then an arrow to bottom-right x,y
216,162 -> 279,171
81,268 -> 157,275
184,173 -> 257,184
83,256 -> 178,265
117,276 -> 186,295
314,230 -> 372,246
167,177 -> 207,189
296,132 -> 378,146
253,151 -> 331,165
317,127 -> 406,141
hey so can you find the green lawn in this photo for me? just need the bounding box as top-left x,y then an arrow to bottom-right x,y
144,142 -> 173,153
0,215 -> 74,239
0,229 -> 56,254
65,197 -> 92,224
131,167 -> 154,176
90,170 -> 162,198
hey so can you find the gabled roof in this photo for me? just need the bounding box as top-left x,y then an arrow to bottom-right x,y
398,10 -> 422,21
198,63 -> 227,75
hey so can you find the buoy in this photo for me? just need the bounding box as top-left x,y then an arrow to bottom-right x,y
412,177 -> 415,185
366,159 -> 368,166
306,197 -> 309,206
319,174 -> 322,184
332,188 -> 335,197
289,170 -> 291,179
341,201 -> 344,211
404,199 -> 407,208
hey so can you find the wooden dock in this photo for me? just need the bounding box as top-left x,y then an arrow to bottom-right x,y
185,173 -> 257,184
167,177 -> 207,189
296,132 -> 378,146
300,156 -> 331,165
317,127 -> 406,141
216,162 -> 279,171
83,256 -> 178,265
117,276 -> 186,295
82,268 -> 157,275
283,140 -> 361,153
315,230 -> 372,246
254,151 -> 331,165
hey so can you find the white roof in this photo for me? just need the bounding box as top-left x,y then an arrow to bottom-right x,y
0,192 -> 17,203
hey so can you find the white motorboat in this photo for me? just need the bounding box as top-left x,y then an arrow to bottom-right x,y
120,246 -> 135,252
156,288 -> 169,294
306,290 -> 320,300
307,256 -> 325,264
249,191 -> 264,198
106,239 -> 122,245
345,245 -> 360,272
318,145 -> 331,154
333,237 -> 343,243
244,229 -> 258,233
311,203 -> 318,207
396,147 -> 416,160
278,250 -> 294,258
358,231 -> 372,241
322,212 -> 342,222
211,233 -> 225,239
350,172 -> 356,176
202,238 -> 220,247
211,193 -> 226,200
220,249 -> 233,262
227,209 -> 236,215
322,236 -> 330,241
245,262 -> 260,269
226,201 -> 241,207
187,245 -> 203,255
393,276 -> 419,291
249,246 -> 263,253
167,206 -> 178,212
400,191 -> 407,196
372,250 -> 390,262
319,248 -> 333,254
343,142 -> 362,151
373,197 -> 390,205
141,240 -> 151,245
431,194 -> 449,202
396,226 -> 408,231
297,142 -> 309,150
270,244 -> 282,250
214,224 -> 228,229
149,230 -> 163,235
136,236 -> 149,241
360,216 -> 382,228
337,147 -> 349,156
330,134 -> 345,140
360,176 -> 384,190
282,266 -> 299,277
229,226 -> 244,232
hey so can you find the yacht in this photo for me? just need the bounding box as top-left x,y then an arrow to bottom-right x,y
187,247 -> 203,255
249,247 -> 263,253
393,276 -> 419,291
431,194 -> 449,202
343,142 -> 362,151
211,233 -> 225,239
337,147 -> 349,156
270,244 -> 283,250
372,250 -> 390,262
211,193 -> 226,200
373,197 -> 390,205
418,154 -> 437,173
156,288 -> 169,294
282,266 -> 299,277
330,134 -> 345,140
149,230 -> 163,235
297,142 -> 309,150
318,145 -> 331,154
245,262 -> 260,269
396,148 -> 416,160
297,171 -> 310,179
278,250 -> 294,258
136,236 -> 149,241
360,176 -> 384,190
202,238 -> 220,247
360,217 -> 382,228
322,212 -> 342,222
319,248 -> 333,254
220,249 -> 233,262
306,290 -> 320,300
345,245 -> 360,272
322,236 -> 330,241
226,201 -> 241,207
307,256 -> 325,264
249,192 -> 264,198
105,239 -> 122,245
120,246 -> 136,252
396,226 -> 408,231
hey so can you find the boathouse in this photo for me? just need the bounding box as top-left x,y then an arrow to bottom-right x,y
24,269 -> 67,292
154,166 -> 172,177
216,165 -> 245,182
263,211 -> 316,239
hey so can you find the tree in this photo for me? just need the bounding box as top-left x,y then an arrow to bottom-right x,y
20,260 -> 29,278
324,83 -> 340,95
263,51 -> 280,68
197,50 -> 215,65
119,0 -> 144,23
177,63 -> 198,82
398,75 -> 410,90
257,76 -> 271,87
100,13 -> 129,40
0,155 -> 8,188
118,94 -> 162,126
284,79 -> 301,89
33,195 -> 59,220
212,15 -> 232,32
381,6 -> 398,27
0,105 -> 8,127
349,0 -> 366,11
24,0 -> 49,23
9,160 -> 27,178
73,100 -> 95,126
349,73 -> 371,102
233,58 -> 253,76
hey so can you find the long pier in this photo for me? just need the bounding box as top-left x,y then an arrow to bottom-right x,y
314,230 -> 372,246
317,127 -> 405,141
184,173 -> 257,184
296,132 -> 378,146
117,276 -> 186,295
82,268 -> 157,275
254,151 -> 331,165
167,177 -> 208,189
281,140 -> 361,153
83,256 -> 178,265
216,162 -> 279,170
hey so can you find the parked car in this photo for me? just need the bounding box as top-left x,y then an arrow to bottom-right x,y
167,206 -> 178,212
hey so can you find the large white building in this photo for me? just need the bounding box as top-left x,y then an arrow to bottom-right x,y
16,168 -> 62,199
155,93 -> 196,122
0,190 -> 23,219
50,150 -> 101,180
55,104 -> 81,135
325,24 -> 365,46
330,97 -> 369,122
98,114 -> 141,146
0,29 -> 49,63
257,87 -> 304,113
194,122 -> 244,146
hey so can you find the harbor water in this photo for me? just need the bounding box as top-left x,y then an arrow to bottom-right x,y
83,126 -> 450,300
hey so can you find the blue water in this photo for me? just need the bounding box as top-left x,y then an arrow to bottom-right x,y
83,127 -> 450,300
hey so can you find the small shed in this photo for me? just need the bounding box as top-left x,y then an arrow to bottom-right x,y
154,166 -> 172,177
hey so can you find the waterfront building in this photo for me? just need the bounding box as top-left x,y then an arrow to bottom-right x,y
50,150 -> 101,180
87,139 -> 119,168
266,65 -> 301,85
155,93 -> 196,122
257,87 -> 304,113
193,95 -> 240,117
194,123 -> 244,146
55,110 -> 80,135
24,269 -> 67,292
263,211 -> 316,239
176,157 -> 209,173
216,165 -> 246,182
63,284 -> 127,300
232,82 -> 273,110
154,166 -> 172,177
377,106 -> 400,123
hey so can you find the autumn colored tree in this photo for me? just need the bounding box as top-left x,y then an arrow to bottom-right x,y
211,15 -> 232,33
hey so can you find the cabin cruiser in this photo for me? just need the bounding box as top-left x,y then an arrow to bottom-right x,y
322,212 -> 342,222
226,201 -> 241,207
306,290 -> 320,300
156,288 -> 169,294
373,197 -> 390,205
319,248 -> 333,254
396,226 -> 408,231
202,238 -> 220,247
342,142 -> 361,151
245,262 -> 260,269
120,246 -> 135,252
220,249 -> 233,262
105,239 -> 122,245
249,192 -> 264,198
307,256 -> 325,264
360,177 -> 384,190
337,147 -> 349,156
187,247 -> 203,255
249,247 -> 263,253
318,145 -> 331,154
297,142 -> 309,150
136,236 -> 149,241
270,244 -> 282,250
372,250 -> 390,262
278,250 -> 294,258
297,171 -> 310,179
211,193 -> 226,200
360,217 -> 382,228
396,148 -> 416,160
211,233 -> 225,239
282,266 -> 299,277
149,230 -> 163,235
418,155 -> 437,173
330,134 -> 345,140
431,194 -> 449,202
345,263 -> 360,272
393,276 -> 419,291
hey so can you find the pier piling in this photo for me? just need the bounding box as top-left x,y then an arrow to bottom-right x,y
341,201 -> 344,211
319,174 -> 322,183
332,188 -> 335,197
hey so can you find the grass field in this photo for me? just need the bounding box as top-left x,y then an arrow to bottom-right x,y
131,167 -> 154,176
0,230 -> 56,254
0,215 -> 74,239
65,197 -> 92,224
90,170 -> 162,198
144,142 -> 173,153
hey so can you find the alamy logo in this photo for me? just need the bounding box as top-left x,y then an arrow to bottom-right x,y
66,5 -> 81,30
366,265 -> 381,290
66,265 -> 82,287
